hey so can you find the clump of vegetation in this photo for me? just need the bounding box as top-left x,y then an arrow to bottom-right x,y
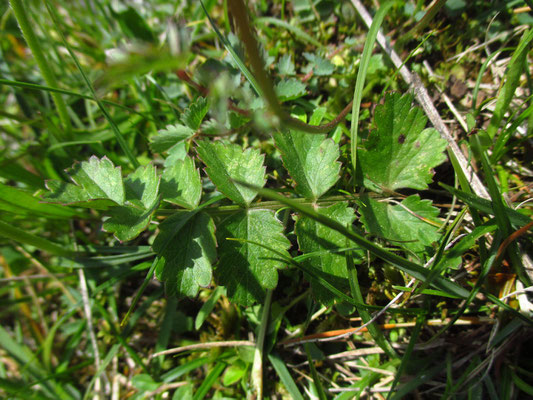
1,0 -> 532,398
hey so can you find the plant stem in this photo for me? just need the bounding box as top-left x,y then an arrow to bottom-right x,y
227,0 -> 352,134
156,194 -> 383,218
10,0 -> 72,138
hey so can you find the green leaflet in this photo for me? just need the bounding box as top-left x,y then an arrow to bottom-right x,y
358,93 -> 447,192
486,29 -> 533,139
223,361 -> 247,386
274,108 -> 340,201
43,156 -> 125,208
149,96 -> 209,167
160,155 -> 202,209
131,374 -> 159,393
113,5 -> 155,42
216,209 -> 290,306
358,194 -> 441,258
44,158 -> 160,241
154,212 -> 216,298
181,96 -> 209,130
103,164 -> 160,241
43,180 -> 117,210
165,143 -> 188,167
149,124 -> 194,154
197,141 -> 266,207
302,52 -> 335,76
124,163 -> 159,209
277,54 -> 295,76
103,199 -> 160,242
149,123 -> 194,167
295,202 -> 363,305
275,78 -> 307,102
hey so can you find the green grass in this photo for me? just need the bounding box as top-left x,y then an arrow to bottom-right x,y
1,0 -> 532,399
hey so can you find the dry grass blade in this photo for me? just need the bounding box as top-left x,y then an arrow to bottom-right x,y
150,340 -> 255,358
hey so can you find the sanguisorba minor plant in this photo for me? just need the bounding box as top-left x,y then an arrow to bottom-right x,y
3,0 -> 533,397
41,3 -> 468,307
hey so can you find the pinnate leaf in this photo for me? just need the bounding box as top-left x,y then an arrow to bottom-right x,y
274,108 -> 340,200
160,156 -> 201,209
154,212 -> 216,298
216,209 -> 290,306
197,141 -> 265,207
358,194 -> 441,257
295,202 -> 362,304
358,93 -> 447,192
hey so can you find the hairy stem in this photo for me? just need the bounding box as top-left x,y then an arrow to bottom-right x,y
155,193 -> 381,218
228,0 -> 352,134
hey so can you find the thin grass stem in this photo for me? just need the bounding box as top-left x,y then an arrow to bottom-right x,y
10,0 -> 72,138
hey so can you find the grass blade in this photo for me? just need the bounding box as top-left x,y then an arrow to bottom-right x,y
346,247 -> 397,358
440,183 -> 531,227
161,356 -> 215,382
491,97 -> 533,162
192,361 -> 226,400
511,370 -> 533,396
268,352 -> 305,400
251,289 -> 273,398
0,78 -> 153,119
387,308 -> 427,399
0,325 -> 70,399
0,220 -> 73,257
470,134 -> 531,285
82,344 -> 120,400
390,363 -> 442,400
0,185 -> 83,220
486,29 -> 533,139
195,286 -> 225,330
350,0 -> 395,179
472,48 -> 512,116
43,1 -> 140,169
10,0 -> 71,137
304,343 -> 327,400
